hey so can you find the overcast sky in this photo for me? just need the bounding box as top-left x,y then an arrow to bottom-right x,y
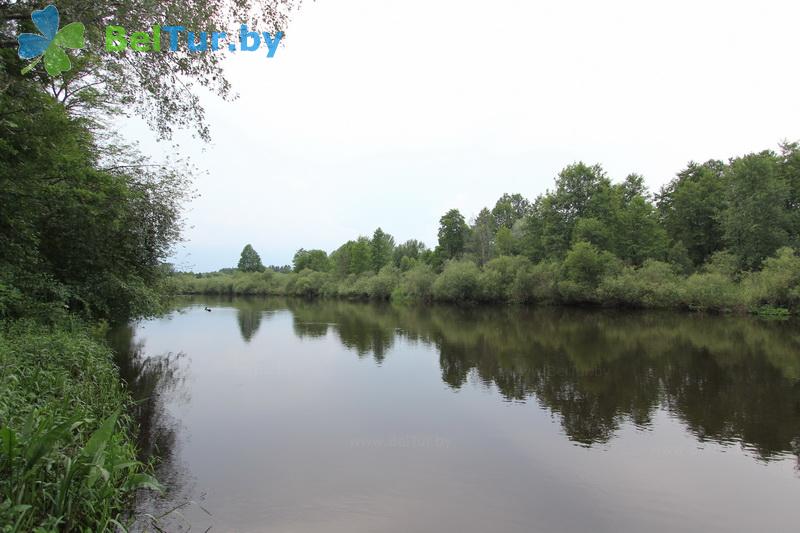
126,0 -> 800,272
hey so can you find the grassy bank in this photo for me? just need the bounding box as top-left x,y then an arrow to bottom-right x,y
0,321 -> 159,531
172,246 -> 800,315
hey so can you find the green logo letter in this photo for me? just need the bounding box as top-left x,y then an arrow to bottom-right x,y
106,25 -> 128,52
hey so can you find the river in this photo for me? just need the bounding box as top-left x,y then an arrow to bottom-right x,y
110,297 -> 800,532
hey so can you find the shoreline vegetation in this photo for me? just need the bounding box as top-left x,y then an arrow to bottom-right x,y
0,321 -> 160,531
173,147 -> 800,316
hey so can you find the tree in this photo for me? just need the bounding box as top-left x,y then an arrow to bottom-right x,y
0,79 -> 192,320
238,245 -> 265,272
0,0 -> 299,140
370,228 -> 395,272
393,239 -> 428,268
494,226 -> 518,256
293,249 -> 330,272
722,151 -> 791,269
552,162 -> 613,227
492,193 -> 531,229
778,142 -> 800,250
468,208 -> 497,265
438,209 -> 469,260
331,238 -> 372,275
657,161 -> 726,266
521,163 -> 613,260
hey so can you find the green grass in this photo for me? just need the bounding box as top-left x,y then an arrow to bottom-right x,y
0,321 -> 160,532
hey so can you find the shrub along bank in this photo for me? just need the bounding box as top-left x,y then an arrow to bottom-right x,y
172,246 -> 800,315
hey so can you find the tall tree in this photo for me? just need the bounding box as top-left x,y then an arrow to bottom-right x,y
370,228 -> 395,272
438,209 -> 469,260
469,208 -> 497,265
656,160 -> 726,266
722,151 -> 791,269
238,244 -> 265,272
491,193 -> 530,229
393,239 -> 428,267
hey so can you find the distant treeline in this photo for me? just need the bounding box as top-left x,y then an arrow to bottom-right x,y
174,144 -> 800,314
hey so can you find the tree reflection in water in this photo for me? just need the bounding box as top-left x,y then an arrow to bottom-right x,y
119,297 -> 800,470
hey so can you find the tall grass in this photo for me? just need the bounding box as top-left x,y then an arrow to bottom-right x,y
0,322 -> 159,531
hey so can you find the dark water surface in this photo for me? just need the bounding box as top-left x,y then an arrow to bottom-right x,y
110,297 -> 800,532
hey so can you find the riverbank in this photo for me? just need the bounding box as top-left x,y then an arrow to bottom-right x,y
171,247 -> 800,316
0,320 -> 159,531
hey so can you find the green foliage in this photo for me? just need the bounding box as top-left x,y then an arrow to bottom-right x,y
0,322 -> 159,531
558,241 -> 621,303
331,238 -> 372,276
393,265 -> 437,302
491,193 -> 531,229
437,209 -> 469,260
0,0 -> 298,140
432,261 -> 482,302
657,160 -> 726,265
237,244 -> 265,272
494,226 -> 518,256
479,255 -> 531,301
370,228 -> 395,272
722,151 -> 793,269
393,239 -> 428,269
600,260 -> 682,308
680,271 -> 743,312
0,76 -> 189,323
510,260 -> 560,303
368,266 -> 401,300
173,246 -> 800,315
520,162 -> 666,265
293,249 -> 331,273
742,247 -> 800,310
468,208 -> 497,266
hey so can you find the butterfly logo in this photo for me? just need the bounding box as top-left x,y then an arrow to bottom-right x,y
17,4 -> 85,76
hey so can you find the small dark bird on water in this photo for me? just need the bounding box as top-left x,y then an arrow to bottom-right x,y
204,306 -> 212,312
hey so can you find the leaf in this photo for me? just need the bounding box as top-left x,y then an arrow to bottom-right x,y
43,44 -> 71,77
81,410 -> 118,463
0,426 -> 17,462
24,419 -> 74,472
54,22 -> 85,50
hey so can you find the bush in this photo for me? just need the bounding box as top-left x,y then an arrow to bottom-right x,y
741,247 -> 800,311
510,260 -> 560,303
288,269 -> 331,298
600,260 -> 682,308
680,272 -> 744,312
368,266 -> 401,300
479,256 -> 531,301
432,260 -> 482,302
393,265 -> 437,302
558,241 -> 621,303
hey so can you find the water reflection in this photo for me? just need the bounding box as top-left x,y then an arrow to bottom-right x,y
236,301 -> 264,342
108,323 -> 195,527
191,298 -> 800,459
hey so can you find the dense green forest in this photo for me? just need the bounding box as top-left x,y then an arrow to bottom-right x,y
0,0 -> 296,529
175,150 -> 800,314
